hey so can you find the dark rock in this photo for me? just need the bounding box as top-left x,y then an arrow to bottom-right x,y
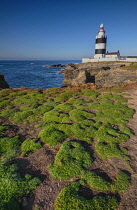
120,64 -> 125,67
0,74 -> 10,89
101,66 -> 110,70
43,64 -> 66,68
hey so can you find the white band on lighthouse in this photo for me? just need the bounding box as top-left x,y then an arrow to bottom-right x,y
94,24 -> 107,58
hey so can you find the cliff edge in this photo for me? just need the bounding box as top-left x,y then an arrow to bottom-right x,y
62,62 -> 137,87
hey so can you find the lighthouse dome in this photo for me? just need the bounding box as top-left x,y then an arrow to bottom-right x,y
100,23 -> 104,28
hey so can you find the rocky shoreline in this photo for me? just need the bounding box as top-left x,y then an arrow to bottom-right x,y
1,62 -> 137,90
62,62 -> 137,87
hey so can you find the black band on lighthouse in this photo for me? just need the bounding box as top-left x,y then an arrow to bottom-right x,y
95,49 -> 106,54
96,38 -> 106,44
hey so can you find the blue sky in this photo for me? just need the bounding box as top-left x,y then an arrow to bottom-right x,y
0,0 -> 137,60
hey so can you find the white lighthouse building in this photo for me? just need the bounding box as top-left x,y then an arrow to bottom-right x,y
82,24 -> 137,63
94,23 -> 107,59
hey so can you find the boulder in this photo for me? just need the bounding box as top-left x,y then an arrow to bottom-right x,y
0,74 -> 10,89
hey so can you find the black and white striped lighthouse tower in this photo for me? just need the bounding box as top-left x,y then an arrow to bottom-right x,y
94,24 -> 107,59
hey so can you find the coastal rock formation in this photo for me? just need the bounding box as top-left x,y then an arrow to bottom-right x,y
62,63 -> 101,86
95,68 -> 137,87
0,74 -> 10,89
62,62 -> 137,87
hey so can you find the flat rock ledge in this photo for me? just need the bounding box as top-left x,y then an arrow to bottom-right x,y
62,62 -> 137,87
0,74 -> 10,89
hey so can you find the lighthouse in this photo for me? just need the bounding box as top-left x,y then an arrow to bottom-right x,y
82,23 -> 137,63
94,23 -> 107,58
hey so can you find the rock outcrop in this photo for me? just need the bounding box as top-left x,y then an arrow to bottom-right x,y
95,68 -> 137,87
62,63 -> 101,87
62,62 -> 137,87
0,74 -> 10,89
43,64 -> 66,68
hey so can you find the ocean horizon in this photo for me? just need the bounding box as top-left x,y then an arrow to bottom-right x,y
0,60 -> 81,89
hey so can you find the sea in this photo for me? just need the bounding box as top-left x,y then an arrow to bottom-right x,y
0,60 -> 81,89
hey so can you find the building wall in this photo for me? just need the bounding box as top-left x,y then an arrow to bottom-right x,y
94,54 -> 105,59
106,54 -> 118,58
126,58 -> 137,62
82,57 -> 137,63
82,57 -> 118,63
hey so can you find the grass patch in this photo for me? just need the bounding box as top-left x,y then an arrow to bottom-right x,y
81,171 -> 111,191
0,136 -> 20,157
54,181 -> 118,210
111,171 -> 131,193
0,162 -> 41,209
0,99 -> 11,108
111,94 -> 128,103
95,123 -> 129,143
0,86 -> 134,209
45,87 -> 62,96
69,109 -> 95,123
120,126 -> 133,136
95,142 -> 128,159
101,106 -> 134,122
43,109 -> 72,123
54,91 -> 80,102
8,102 -> 59,123
94,102 -> 134,125
69,97 -> 86,106
0,109 -> 19,119
11,90 -> 46,105
100,93 -> 128,103
0,89 -> 11,98
12,96 -> 39,105
35,102 -> 58,114
39,123 -> 67,146
54,103 -> 74,112
70,123 -> 97,142
39,122 -> 96,143
49,141 -> 93,180
0,125 -> 11,133
121,64 -> 137,70
9,110 -> 34,123
58,123 -> 74,136
81,89 -> 100,99
21,139 -> 42,156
